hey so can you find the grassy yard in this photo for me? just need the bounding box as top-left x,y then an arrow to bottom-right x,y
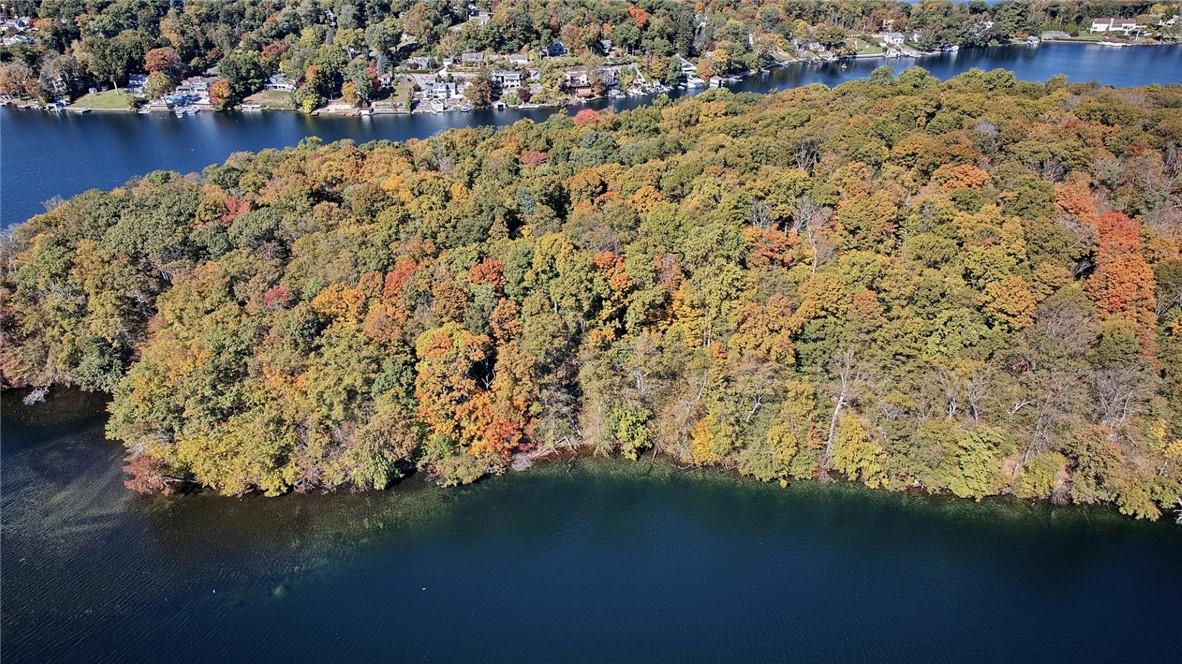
1040,25 -> 1109,41
70,88 -> 132,110
853,38 -> 884,55
395,82 -> 414,109
244,89 -> 295,110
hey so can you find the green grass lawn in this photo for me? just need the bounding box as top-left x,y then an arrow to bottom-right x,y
1040,25 -> 1110,41
70,88 -> 132,110
395,82 -> 414,109
244,89 -> 295,110
853,38 -> 884,55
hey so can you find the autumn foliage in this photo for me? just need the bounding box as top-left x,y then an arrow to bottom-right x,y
573,108 -> 600,127
3,71 -> 1180,520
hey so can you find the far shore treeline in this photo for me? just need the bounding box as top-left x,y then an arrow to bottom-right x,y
1,0 -> 1178,112
2,68 -> 1181,519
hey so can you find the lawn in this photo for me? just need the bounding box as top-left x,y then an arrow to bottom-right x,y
853,38 -> 884,55
395,82 -> 414,109
1040,25 -> 1109,41
70,88 -> 132,110
244,89 -> 295,110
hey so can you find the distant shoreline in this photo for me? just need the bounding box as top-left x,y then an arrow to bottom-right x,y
5,39 -> 1177,119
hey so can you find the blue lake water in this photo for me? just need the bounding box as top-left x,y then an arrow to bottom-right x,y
3,43 -> 1181,226
2,390 -> 1180,662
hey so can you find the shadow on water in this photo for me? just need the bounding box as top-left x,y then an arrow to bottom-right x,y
3,388 -> 1180,662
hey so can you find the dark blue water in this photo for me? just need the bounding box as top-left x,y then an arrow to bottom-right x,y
3,43 -> 1180,226
2,389 -> 1181,662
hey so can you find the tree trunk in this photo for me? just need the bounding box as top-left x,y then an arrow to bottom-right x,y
822,392 -> 845,472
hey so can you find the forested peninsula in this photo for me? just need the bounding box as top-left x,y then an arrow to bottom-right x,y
3,69 -> 1181,519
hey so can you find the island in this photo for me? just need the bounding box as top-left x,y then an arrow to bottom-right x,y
2,67 -> 1179,522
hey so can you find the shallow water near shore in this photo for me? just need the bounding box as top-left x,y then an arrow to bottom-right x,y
2,389 -> 1179,662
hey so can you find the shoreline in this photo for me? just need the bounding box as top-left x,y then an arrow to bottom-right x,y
3,385 -> 1165,523
6,40 -> 1177,120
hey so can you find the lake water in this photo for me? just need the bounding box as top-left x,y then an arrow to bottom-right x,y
3,42 -> 1181,226
2,389 -> 1180,662
4,41 -> 1182,661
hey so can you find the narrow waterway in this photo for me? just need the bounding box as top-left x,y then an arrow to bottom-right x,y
3,42 -> 1180,226
2,389 -> 1180,662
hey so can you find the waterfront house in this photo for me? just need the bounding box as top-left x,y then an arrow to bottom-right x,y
175,76 -> 215,108
177,76 -> 212,96
264,73 -> 296,92
881,32 -> 904,46
563,70 -> 591,88
127,74 -> 148,95
1090,17 -> 1139,34
491,70 -> 524,90
426,81 -> 459,100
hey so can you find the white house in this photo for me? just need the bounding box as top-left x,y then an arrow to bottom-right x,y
405,56 -> 434,70
264,73 -> 296,92
563,70 -> 591,88
426,81 -> 456,99
490,70 -> 523,90
1090,17 -> 1138,34
882,32 -> 904,46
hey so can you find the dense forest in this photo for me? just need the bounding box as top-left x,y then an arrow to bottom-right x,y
3,68 -> 1181,519
2,0 -> 1177,106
